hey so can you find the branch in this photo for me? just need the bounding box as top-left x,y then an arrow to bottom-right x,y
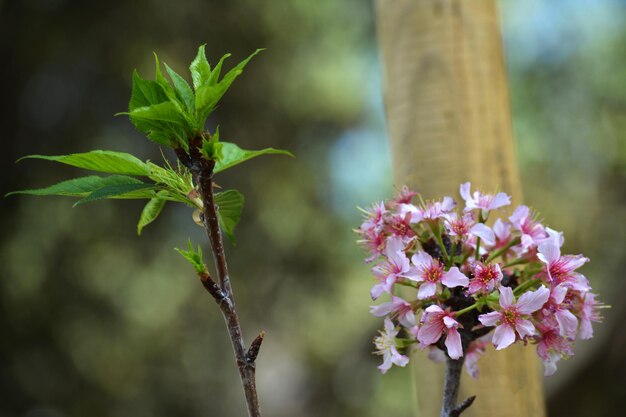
440,357 -> 475,417
194,164 -> 262,417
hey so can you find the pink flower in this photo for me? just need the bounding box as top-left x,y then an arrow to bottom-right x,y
444,214 -> 495,246
370,237 -> 419,299
359,201 -> 387,233
460,182 -> 511,212
417,305 -> 463,359
393,186 -> 418,205
478,286 -> 550,350
384,212 -> 416,241
370,295 -> 416,328
535,321 -> 574,376
509,205 -> 546,251
578,292 -> 602,340
464,338 -> 489,379
357,227 -> 386,262
493,218 -> 512,248
397,203 -> 423,224
419,196 -> 456,221
411,251 -> 469,299
541,284 -> 578,339
468,261 -> 503,294
374,318 -> 409,373
537,240 -> 590,291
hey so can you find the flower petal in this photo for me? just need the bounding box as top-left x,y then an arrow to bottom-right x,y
445,328 -> 463,359
499,286 -> 515,308
411,251 -> 433,268
538,241 -> 561,265
555,309 -> 579,339
478,311 -> 501,327
442,267 -> 469,288
417,282 -> 437,299
460,182 -> 471,202
417,320 -> 444,346
517,286 -> 550,314
490,192 -> 511,210
515,319 -> 535,338
470,223 -> 496,246
492,324 -> 516,350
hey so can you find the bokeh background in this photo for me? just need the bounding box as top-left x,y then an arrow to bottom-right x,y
1,0 -> 624,416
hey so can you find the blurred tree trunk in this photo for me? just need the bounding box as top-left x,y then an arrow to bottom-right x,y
375,1 -> 546,416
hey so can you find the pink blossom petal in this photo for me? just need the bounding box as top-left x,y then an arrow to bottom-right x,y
445,328 -> 463,359
579,318 -> 594,340
460,182 -> 471,202
428,347 -> 446,363
424,304 -> 444,314
441,267 -> 469,288
469,223 -> 496,246
515,319 -> 535,338
551,284 -> 568,305
538,242 -> 561,265
509,205 -> 529,228
399,310 -> 416,328
517,286 -> 550,314
441,196 -> 456,212
442,316 -> 458,329
391,347 -> 410,367
490,192 -> 511,210
417,321 -> 444,345
555,309 -> 579,339
385,236 -> 405,258
492,324 -> 516,350
499,286 -> 515,308
417,282 -> 437,299
370,283 -> 386,300
561,254 -> 590,272
478,311 -> 501,327
378,354 -> 393,374
411,251 -> 433,268
493,218 -> 510,241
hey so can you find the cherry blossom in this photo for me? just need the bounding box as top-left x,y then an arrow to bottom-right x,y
374,318 -> 410,374
468,261 -> 503,294
370,237 -> 419,299
460,182 -> 511,212
411,251 -> 469,299
370,295 -> 416,328
537,240 -> 590,291
417,305 -> 463,359
478,286 -> 550,350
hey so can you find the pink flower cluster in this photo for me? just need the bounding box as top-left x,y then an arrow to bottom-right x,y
358,183 -> 603,376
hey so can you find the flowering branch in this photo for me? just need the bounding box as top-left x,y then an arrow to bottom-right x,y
357,183 -> 605,415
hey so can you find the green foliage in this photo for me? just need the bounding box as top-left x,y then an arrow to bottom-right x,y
175,240 -> 207,275
137,193 -> 167,235
18,150 -> 150,176
214,142 -> 294,173
6,175 -> 149,198
126,46 -> 264,150
73,182 -> 155,207
214,189 -> 244,244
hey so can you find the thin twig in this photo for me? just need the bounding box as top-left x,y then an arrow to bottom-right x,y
182,144 -> 262,417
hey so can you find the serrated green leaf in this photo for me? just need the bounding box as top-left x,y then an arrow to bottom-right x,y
214,142 -> 294,173
129,70 -> 169,111
207,53 -> 231,86
175,240 -> 207,274
18,151 -> 151,176
129,102 -> 188,126
164,63 -> 195,113
6,175 -> 147,198
189,45 -> 211,91
195,49 -> 263,126
73,182 -> 156,206
137,194 -> 167,235
214,189 -> 244,244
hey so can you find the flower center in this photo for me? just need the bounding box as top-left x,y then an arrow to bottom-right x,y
501,308 -> 520,326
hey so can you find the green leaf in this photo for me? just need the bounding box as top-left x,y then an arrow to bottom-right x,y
6,175 -> 147,198
214,142 -> 294,173
18,151 -> 151,176
195,49 -> 263,125
189,45 -> 211,91
129,102 -> 188,126
137,194 -> 167,235
207,53 -> 232,86
129,70 -> 169,111
175,240 -> 207,274
164,63 -> 195,113
73,182 -> 156,206
214,189 -> 244,244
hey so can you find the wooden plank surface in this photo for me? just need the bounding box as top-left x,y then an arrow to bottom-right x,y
375,0 -> 546,415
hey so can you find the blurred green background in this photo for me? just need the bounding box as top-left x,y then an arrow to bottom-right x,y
1,0 -> 624,416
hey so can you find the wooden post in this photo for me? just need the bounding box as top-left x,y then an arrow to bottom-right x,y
375,1 -> 546,416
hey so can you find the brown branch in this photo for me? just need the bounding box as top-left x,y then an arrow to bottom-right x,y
194,163 -> 262,417
440,356 -> 475,417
